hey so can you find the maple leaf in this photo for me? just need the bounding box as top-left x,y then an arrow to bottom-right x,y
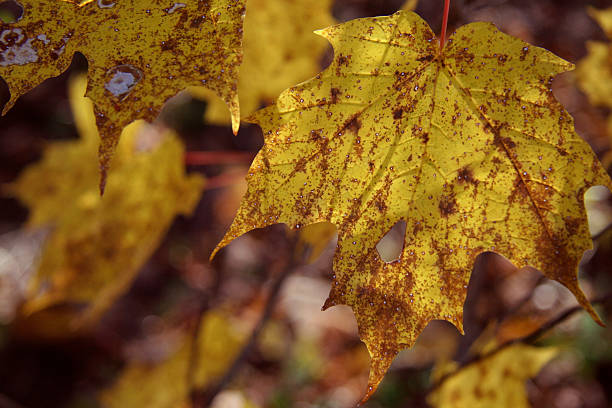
0,0 -> 245,190
213,10 -> 612,398
428,343 -> 558,408
192,0 -> 335,124
99,311 -> 245,408
10,74 -> 204,330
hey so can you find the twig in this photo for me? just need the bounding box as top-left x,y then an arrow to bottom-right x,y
500,274 -> 547,321
192,238 -> 310,407
203,172 -> 245,190
428,293 -> 612,394
185,151 -> 255,166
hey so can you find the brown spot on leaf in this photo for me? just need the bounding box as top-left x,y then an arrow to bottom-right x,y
439,194 -> 457,216
346,116 -> 362,133
458,166 -> 478,185
331,87 -> 341,103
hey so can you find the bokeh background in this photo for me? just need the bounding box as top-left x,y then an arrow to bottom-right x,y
0,0 -> 611,407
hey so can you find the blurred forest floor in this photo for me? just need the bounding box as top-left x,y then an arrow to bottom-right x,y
0,1 -> 612,407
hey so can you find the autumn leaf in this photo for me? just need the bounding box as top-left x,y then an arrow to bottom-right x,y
0,0 -> 245,190
428,343 -> 559,408
99,311 -> 245,408
10,74 -> 204,330
192,0 -> 335,124
213,10 -> 612,398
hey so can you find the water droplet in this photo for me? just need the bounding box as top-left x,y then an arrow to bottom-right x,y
104,64 -> 143,98
97,0 -> 115,8
0,28 -> 38,66
164,3 -> 186,13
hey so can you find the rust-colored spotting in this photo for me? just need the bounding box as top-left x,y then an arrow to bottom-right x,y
212,10 -> 612,402
0,0 -> 246,191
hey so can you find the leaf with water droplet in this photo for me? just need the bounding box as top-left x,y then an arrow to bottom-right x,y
9,74 -> 204,331
213,10 -> 612,401
0,0 -> 245,191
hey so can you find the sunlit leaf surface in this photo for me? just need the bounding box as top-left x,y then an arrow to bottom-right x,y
215,10 -> 612,398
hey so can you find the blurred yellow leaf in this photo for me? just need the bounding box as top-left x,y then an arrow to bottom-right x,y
0,0 -> 245,186
402,0 -> 419,11
100,311 -> 244,408
428,343 -> 558,408
11,74 -> 204,330
576,8 -> 612,109
576,7 -> 612,167
214,10 -> 611,399
192,0 -> 335,123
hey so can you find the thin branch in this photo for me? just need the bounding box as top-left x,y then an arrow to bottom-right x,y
192,239 -> 310,407
428,293 -> 612,394
185,151 -> 255,166
186,266 -> 223,391
500,274 -> 547,321
203,172 -> 245,190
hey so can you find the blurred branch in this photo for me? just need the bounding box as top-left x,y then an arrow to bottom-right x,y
428,293 -> 612,394
499,274 -> 547,322
203,172 -> 246,190
186,265 -> 223,392
190,237 -> 311,407
184,151 -> 255,166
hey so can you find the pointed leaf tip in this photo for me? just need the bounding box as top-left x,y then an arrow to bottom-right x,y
217,10 -> 612,399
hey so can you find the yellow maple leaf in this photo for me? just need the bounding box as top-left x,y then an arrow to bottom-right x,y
192,0 -> 335,124
213,10 -> 612,398
10,74 -> 204,329
0,0 -> 244,189
99,311 -> 244,408
428,343 -> 558,408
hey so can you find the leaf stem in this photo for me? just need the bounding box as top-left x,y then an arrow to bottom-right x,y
439,0 -> 451,51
